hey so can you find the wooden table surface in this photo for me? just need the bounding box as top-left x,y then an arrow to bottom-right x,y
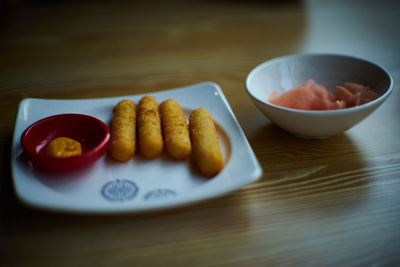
1,0 -> 399,266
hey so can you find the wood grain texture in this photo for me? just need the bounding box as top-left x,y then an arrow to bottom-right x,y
1,0 -> 400,266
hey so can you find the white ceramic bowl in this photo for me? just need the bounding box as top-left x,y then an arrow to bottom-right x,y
245,53 -> 393,139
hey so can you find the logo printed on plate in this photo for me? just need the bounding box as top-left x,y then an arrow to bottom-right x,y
144,189 -> 177,201
101,179 -> 139,202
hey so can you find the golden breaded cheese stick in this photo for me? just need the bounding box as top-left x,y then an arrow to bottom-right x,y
110,99 -> 136,161
189,108 -> 224,177
160,99 -> 191,160
138,96 -> 163,158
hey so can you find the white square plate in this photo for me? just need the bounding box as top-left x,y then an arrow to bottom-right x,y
11,82 -> 262,214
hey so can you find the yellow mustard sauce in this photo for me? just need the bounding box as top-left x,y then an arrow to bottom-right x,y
46,137 -> 82,158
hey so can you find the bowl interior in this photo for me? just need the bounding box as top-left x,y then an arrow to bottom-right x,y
246,54 -> 392,105
22,114 -> 109,158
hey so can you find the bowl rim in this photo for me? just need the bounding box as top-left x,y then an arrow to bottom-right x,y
21,113 -> 110,162
245,53 -> 394,115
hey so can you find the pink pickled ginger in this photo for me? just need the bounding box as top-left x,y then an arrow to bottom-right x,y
267,79 -> 378,110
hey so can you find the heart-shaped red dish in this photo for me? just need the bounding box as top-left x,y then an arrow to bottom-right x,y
21,113 -> 110,172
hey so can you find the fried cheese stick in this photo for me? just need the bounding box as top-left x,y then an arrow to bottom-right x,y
160,99 -> 191,160
138,96 -> 163,158
110,99 -> 136,161
189,108 -> 224,176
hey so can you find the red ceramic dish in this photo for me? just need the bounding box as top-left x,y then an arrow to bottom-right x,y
21,113 -> 110,172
